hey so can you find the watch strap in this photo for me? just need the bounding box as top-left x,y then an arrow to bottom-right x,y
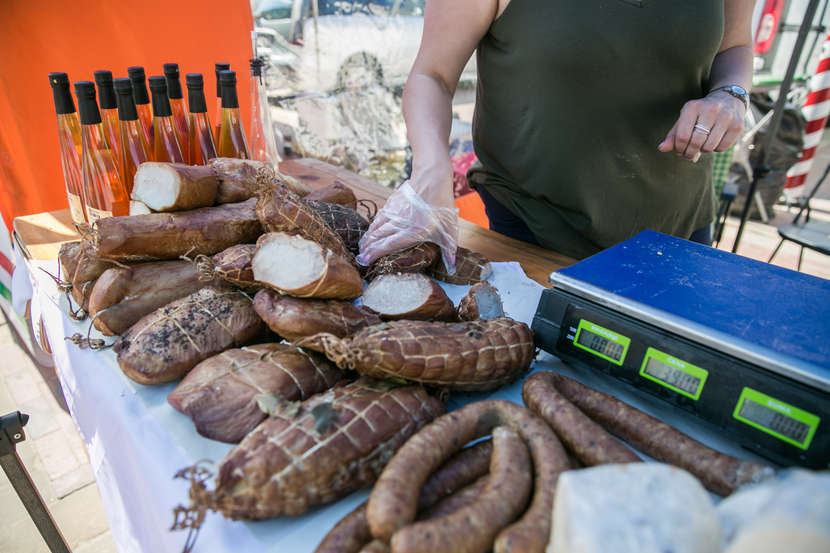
709,85 -> 749,109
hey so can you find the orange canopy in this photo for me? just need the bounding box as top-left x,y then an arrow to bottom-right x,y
0,0 -> 255,233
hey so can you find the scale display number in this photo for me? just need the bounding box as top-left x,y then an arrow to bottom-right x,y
574,320 -> 630,365
733,388 -> 820,450
639,347 -> 708,400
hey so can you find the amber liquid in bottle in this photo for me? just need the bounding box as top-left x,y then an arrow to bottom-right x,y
128,66 -> 155,150
136,103 -> 154,151
214,62 -> 230,145
114,78 -> 150,194
164,63 -> 190,164
149,76 -> 185,163
75,81 -> 130,222
94,71 -> 122,182
217,70 -> 249,159
49,72 -> 86,224
186,73 -> 217,165
101,109 -> 122,177
248,58 -> 281,167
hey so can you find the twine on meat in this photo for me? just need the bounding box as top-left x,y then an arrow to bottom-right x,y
192,254 -> 217,282
74,222 -> 93,241
255,164 -> 277,190
357,198 -> 378,221
77,220 -> 101,255
294,332 -> 354,369
102,257 -> 132,270
64,308 -> 117,350
300,250 -> 335,298
303,199 -> 369,256
39,267 -> 87,321
258,183 -> 355,263
196,245 -> 258,288
178,246 -> 198,264
127,289 -> 253,356
180,247 -> 221,283
171,461 -> 215,553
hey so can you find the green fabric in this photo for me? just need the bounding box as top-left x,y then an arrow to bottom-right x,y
712,144 -> 735,199
472,0 -> 724,259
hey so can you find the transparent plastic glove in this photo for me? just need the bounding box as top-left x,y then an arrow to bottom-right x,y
357,180 -> 459,272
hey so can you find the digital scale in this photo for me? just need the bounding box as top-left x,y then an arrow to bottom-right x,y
532,231 -> 830,469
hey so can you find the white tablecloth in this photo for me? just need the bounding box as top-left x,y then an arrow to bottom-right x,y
24,258 -> 766,553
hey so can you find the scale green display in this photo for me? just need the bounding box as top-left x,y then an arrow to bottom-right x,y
568,317 -> 819,452
573,320 -> 630,365
639,347 -> 708,401
531,231 -> 830,469
733,388 -> 819,451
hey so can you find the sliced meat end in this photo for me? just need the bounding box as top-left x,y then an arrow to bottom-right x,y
252,232 -> 363,300
133,163 -> 180,210
129,200 -> 153,215
362,273 -> 454,320
254,234 -> 326,290
132,162 -> 217,212
458,282 -> 504,321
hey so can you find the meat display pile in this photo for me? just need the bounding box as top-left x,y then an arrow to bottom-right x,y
56,159 -> 777,553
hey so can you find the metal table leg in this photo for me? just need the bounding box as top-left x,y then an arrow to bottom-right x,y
0,412 -> 71,553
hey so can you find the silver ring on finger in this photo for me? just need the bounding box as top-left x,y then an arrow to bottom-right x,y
693,123 -> 711,136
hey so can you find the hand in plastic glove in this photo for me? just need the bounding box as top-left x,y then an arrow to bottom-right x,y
357,168 -> 459,272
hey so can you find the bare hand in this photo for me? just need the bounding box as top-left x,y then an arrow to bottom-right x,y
657,91 -> 746,161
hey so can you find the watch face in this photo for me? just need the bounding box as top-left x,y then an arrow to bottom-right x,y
731,85 -> 747,96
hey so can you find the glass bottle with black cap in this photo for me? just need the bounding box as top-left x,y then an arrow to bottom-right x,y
48,72 -> 86,224
94,70 -> 122,180
127,66 -> 154,148
163,63 -> 190,163
249,58 -> 281,167
114,77 -> 150,194
186,73 -> 218,165
214,62 -> 230,143
217,70 -> 250,159
148,76 -> 185,163
74,81 -> 129,221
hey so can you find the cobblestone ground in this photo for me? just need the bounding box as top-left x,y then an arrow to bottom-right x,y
0,317 -> 117,553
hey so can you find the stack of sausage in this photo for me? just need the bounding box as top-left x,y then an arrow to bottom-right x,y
310,372 -> 774,553
56,158 -> 538,525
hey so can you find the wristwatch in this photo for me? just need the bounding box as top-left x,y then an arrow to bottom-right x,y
709,84 -> 749,109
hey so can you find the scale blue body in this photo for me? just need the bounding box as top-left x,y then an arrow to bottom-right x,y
532,230 -> 830,468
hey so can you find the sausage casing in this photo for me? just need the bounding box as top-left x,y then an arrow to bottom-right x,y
522,371 -> 640,466
367,399 -> 569,553
550,373 -> 774,495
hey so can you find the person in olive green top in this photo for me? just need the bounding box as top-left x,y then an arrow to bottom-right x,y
357,0 -> 755,265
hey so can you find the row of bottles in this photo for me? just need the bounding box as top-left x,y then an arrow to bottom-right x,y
217,69 -> 248,160
49,73 -> 85,224
49,62 -> 263,225
74,81 -> 129,222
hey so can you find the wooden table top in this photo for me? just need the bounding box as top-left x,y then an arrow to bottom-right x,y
13,158 -> 576,285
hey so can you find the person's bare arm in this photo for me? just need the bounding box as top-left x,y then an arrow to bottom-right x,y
403,0 -> 499,205
357,0 -> 500,266
658,0 -> 755,160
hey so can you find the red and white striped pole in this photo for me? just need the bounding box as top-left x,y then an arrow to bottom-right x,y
785,33 -> 830,194
0,212 -> 13,304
